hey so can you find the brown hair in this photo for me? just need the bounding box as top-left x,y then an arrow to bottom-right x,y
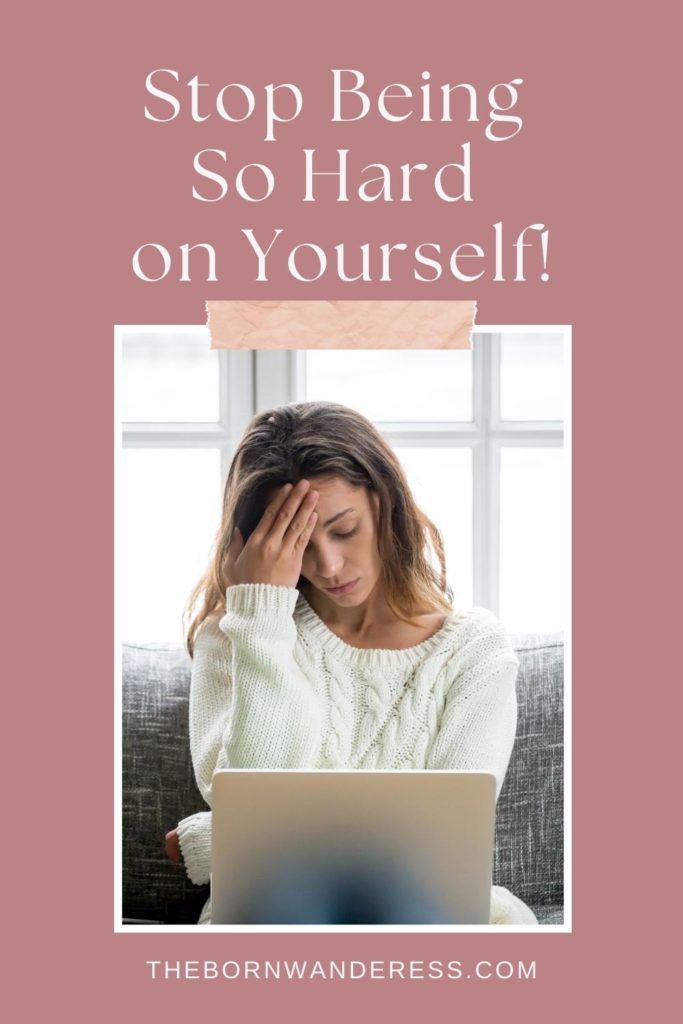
185,401 -> 451,654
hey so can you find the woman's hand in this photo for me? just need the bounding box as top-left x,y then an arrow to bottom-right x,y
224,480 -> 319,588
165,829 -> 181,864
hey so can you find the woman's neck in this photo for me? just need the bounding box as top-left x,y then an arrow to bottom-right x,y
304,581 -> 446,649
305,580 -> 395,641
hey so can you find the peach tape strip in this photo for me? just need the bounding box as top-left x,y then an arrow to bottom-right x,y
207,300 -> 475,349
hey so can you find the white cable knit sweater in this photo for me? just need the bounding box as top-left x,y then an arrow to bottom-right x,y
177,583 -> 537,925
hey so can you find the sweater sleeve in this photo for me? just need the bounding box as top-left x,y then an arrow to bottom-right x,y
176,811 -> 212,886
177,583 -> 322,885
215,584 -> 322,768
425,611 -> 519,799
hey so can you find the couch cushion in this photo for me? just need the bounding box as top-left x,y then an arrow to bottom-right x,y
533,905 -> 565,926
122,643 -> 209,924
494,635 -> 564,919
123,634 -> 564,924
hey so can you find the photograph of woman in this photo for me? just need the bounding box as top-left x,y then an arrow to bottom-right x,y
164,400 -> 538,925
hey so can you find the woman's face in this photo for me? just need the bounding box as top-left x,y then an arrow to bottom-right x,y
299,475 -> 383,608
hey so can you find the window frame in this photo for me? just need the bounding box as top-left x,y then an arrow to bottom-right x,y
256,330 -> 566,616
120,327 -> 255,483
120,325 -> 568,627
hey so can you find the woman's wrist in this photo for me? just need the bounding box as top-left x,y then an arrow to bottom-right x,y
221,584 -> 300,635
176,812 -> 212,887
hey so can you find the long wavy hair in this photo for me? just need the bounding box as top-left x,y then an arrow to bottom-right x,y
185,401 -> 451,655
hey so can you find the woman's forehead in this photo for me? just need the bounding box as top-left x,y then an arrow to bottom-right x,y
307,475 -> 366,503
264,475 -> 368,510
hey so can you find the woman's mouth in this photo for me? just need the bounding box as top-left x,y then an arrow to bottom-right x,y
324,578 -> 360,596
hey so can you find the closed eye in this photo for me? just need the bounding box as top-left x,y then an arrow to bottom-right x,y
304,525 -> 359,551
333,528 -> 358,540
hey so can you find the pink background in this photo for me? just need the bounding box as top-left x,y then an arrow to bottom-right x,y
7,0 -> 679,1018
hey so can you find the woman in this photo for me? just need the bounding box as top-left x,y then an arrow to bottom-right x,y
166,401 -> 536,925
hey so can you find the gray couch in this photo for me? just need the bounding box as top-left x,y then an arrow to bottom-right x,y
122,634 -> 564,925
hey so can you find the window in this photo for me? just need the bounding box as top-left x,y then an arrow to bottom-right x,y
119,327 -> 569,640
117,328 -> 253,643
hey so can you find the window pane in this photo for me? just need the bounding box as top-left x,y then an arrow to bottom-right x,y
305,350 -> 473,421
394,447 -> 473,608
122,331 -> 219,422
499,333 -> 564,421
121,448 -> 221,641
499,447 -> 567,633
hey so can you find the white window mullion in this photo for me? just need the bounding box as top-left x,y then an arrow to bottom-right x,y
485,440 -> 502,615
486,335 -> 502,615
380,426 -> 478,447
474,436 -> 501,615
123,425 -> 228,446
471,436 -> 487,609
254,350 -> 299,409
472,332 -> 486,609
219,350 -> 255,482
473,332 -> 500,613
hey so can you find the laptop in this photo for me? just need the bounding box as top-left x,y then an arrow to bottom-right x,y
210,769 -> 496,925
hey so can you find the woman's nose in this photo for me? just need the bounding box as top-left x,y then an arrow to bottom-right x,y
314,545 -> 344,579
